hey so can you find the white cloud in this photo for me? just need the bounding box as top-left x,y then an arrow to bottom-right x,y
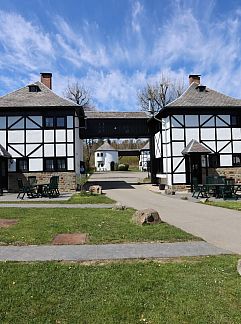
0,10 -> 54,72
131,1 -> 143,33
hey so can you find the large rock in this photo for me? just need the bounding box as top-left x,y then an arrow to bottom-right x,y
132,209 -> 161,225
89,185 -> 102,194
237,259 -> 241,276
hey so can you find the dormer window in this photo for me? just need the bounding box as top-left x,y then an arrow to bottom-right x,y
28,85 -> 40,92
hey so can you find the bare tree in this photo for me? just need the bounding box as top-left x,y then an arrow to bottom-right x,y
65,82 -> 90,107
138,74 -> 185,113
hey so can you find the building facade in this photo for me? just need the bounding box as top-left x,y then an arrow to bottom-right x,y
152,75 -> 241,190
139,142 -> 150,171
0,73 -> 84,192
95,142 -> 118,171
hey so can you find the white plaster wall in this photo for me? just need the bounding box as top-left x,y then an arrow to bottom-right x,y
232,128 -> 241,140
0,131 -> 6,147
74,115 -> 81,175
26,130 -> 42,143
172,128 -> 184,141
44,144 -> 54,157
7,147 -> 21,158
8,130 -> 24,143
201,128 -> 215,140
233,141 -> 241,153
172,142 -> 185,156
29,159 -> 43,171
173,157 -> 185,172
202,141 -> 216,152
11,144 -> 24,155
220,155 -> 232,166
44,130 -> 54,142
56,129 -> 66,142
173,174 -> 186,184
185,128 -> 199,145
155,131 -> 162,158
68,157 -> 74,170
56,143 -> 66,156
216,128 -> 231,140
139,151 -> 150,171
95,151 -> 118,171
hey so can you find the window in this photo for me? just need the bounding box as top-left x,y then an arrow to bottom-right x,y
97,153 -> 99,157
44,158 -> 67,171
56,117 -> 66,128
17,158 -> 28,172
209,154 -> 220,168
233,154 -> 241,166
28,85 -> 40,92
101,152 -> 103,157
44,117 -> 66,129
57,158 -> 66,171
44,117 -> 54,128
231,116 -> 241,127
45,158 -> 55,171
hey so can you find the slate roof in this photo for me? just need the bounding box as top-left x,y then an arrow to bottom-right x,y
85,111 -> 148,119
0,81 -> 79,108
0,145 -> 11,158
141,141 -> 150,150
167,82 -> 241,107
182,139 -> 211,155
96,142 -> 117,151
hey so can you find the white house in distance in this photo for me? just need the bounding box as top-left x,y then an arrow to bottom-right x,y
139,141 -> 150,171
95,142 -> 118,171
152,74 -> 241,190
0,73 -> 85,192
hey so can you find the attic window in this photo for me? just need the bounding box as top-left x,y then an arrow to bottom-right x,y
28,85 -> 40,92
196,85 -> 206,92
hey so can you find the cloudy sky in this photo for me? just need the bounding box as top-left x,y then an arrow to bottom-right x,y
0,0 -> 241,111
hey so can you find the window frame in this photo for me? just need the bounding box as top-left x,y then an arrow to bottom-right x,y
44,157 -> 67,171
233,154 -> 241,166
43,116 -> 67,129
17,158 -> 29,173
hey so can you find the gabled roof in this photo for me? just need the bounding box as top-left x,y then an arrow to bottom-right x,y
182,139 -> 211,155
167,82 -> 241,107
0,81 -> 79,108
141,141 -> 150,150
85,111 -> 148,119
0,145 -> 11,158
96,142 -> 117,151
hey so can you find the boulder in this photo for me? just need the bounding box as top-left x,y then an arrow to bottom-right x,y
132,209 -> 161,225
89,185 -> 102,194
237,259 -> 241,276
112,203 -> 126,210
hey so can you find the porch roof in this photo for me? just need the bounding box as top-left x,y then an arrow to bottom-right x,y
182,139 -> 211,155
0,145 -> 11,158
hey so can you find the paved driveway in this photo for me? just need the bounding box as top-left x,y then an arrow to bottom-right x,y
89,171 -> 241,254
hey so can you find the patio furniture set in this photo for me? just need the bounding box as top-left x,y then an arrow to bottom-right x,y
17,176 -> 60,199
192,176 -> 241,200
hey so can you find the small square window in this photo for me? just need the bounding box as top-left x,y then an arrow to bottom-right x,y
17,158 -> 28,172
44,117 -> 54,128
57,158 -> 66,171
233,154 -> 241,166
45,158 -> 55,171
56,117 -> 66,128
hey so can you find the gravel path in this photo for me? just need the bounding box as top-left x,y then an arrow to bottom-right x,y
0,242 -> 230,262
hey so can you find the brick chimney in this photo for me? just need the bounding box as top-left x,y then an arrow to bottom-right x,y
189,74 -> 201,85
40,73 -> 52,89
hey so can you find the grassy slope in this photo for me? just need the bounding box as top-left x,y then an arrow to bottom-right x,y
0,256 -> 240,323
0,208 -> 197,245
205,200 -> 241,211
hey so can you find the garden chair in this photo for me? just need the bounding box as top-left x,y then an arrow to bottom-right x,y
43,176 -> 60,198
28,176 -> 37,187
17,178 -> 37,199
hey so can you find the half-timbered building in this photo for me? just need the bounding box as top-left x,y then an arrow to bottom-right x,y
152,75 -> 241,190
0,73 -> 84,192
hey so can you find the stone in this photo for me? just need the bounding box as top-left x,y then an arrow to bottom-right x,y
52,233 -> 89,245
237,259 -> 241,276
200,198 -> 209,203
0,219 -> 18,228
132,209 -> 161,225
89,185 -> 102,195
112,203 -> 126,210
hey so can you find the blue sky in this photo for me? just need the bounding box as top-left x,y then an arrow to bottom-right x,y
1,0 -> 241,111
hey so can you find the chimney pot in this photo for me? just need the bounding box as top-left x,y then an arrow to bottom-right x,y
40,73 -> 52,89
189,74 -> 201,85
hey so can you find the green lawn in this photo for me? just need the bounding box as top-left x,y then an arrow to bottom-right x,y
205,200 -> 241,211
0,192 -> 115,204
0,208 -> 197,245
0,256 -> 240,323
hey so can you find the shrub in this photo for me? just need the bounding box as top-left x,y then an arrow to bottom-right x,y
118,163 -> 129,171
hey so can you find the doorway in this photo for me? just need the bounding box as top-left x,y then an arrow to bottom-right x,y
110,161 -> 115,171
185,154 -> 208,190
0,158 -> 8,189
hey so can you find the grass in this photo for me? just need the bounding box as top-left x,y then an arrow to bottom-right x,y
0,192 -> 115,204
0,207 -> 198,245
0,256 -> 240,323
205,200 -> 241,211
